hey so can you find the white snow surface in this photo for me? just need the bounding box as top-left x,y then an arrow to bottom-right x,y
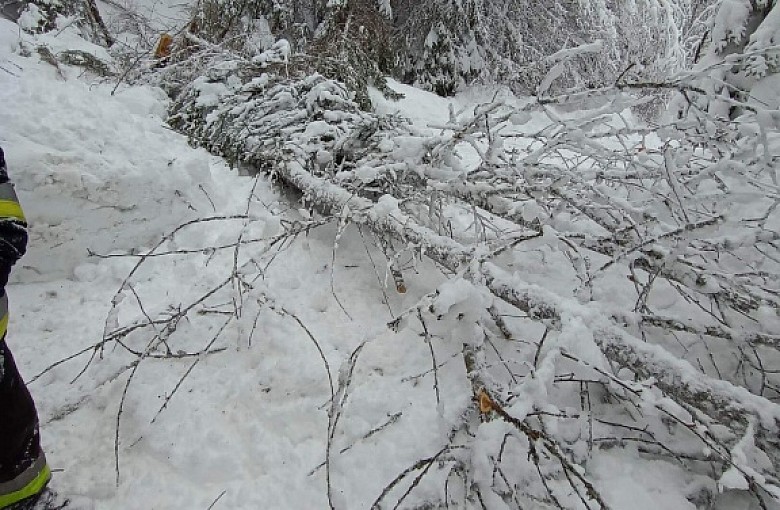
0,18 -> 465,510
0,17 -> 741,510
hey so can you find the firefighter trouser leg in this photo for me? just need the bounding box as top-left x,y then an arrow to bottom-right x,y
0,339 -> 49,509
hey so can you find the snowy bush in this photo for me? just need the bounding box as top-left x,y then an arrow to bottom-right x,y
393,0 -> 715,98
138,0 -> 716,107
17,0 -> 112,46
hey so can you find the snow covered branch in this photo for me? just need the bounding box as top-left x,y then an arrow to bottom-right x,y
160,40 -> 780,505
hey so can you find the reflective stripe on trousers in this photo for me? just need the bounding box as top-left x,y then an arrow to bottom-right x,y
0,294 -> 9,339
0,182 -> 24,222
0,454 -> 50,509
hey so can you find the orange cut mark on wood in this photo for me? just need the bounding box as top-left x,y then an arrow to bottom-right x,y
478,389 -> 494,414
154,33 -> 174,60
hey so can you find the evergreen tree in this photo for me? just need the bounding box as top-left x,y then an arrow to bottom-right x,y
704,0 -> 779,115
181,0 -> 722,100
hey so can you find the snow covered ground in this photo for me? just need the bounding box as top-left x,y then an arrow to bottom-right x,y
0,13 -> 757,510
0,16 -> 467,509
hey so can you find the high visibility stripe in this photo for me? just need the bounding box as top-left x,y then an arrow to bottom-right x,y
0,182 -> 23,221
0,200 -> 23,221
0,294 -> 7,339
0,461 -> 50,509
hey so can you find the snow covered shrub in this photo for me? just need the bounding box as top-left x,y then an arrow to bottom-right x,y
675,0 -> 718,66
391,0 -> 702,98
17,0 -> 71,33
189,0 -> 274,52
154,0 -> 398,108
692,0 -> 780,115
305,0 -> 400,109
17,0 -> 112,46
168,0 -> 713,103
392,0 -> 484,96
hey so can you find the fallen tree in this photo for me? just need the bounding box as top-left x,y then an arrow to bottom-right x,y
156,41 -> 780,507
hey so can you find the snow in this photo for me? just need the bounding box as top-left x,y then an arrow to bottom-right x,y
749,73 -> 780,110
588,447 -> 704,510
709,0 -> 751,51
3,5 -> 780,509
96,0 -> 191,49
538,61 -> 567,96
745,2 -> 780,55
376,0 -> 392,17
0,18 -> 471,509
251,39 -> 290,66
546,40 -> 605,64
369,78 -> 453,127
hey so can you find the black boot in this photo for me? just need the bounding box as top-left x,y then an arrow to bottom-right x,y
0,339 -> 50,510
4,488 -> 69,510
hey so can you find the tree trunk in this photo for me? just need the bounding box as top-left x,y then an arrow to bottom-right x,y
83,0 -> 114,47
